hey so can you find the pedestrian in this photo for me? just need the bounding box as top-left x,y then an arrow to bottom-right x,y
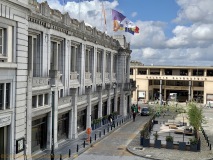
133,110 -> 136,122
108,114 -> 113,126
131,104 -> 135,113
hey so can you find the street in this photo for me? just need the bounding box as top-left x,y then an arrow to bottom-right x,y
75,109 -> 150,160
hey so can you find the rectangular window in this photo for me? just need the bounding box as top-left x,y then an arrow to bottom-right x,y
0,84 -> 3,110
113,55 -> 116,73
5,83 -> 10,109
85,49 -> 89,72
44,94 -> 48,105
105,53 -> 110,72
71,46 -> 76,72
32,96 -> 37,108
0,83 -> 11,110
0,28 -> 3,55
38,95 -> 43,106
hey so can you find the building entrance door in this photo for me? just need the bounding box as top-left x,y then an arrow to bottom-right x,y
32,117 -> 47,153
0,127 -> 7,160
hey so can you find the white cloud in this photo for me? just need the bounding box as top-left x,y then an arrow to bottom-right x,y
131,12 -> 137,17
37,0 -> 213,66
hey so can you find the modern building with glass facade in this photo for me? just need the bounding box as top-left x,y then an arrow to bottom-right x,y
0,0 -> 133,159
130,61 -> 213,105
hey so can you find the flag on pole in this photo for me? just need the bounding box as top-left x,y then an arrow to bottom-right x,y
112,9 -> 126,21
112,9 -> 139,34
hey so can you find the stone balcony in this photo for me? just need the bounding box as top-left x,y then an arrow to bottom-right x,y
85,72 -> 92,86
105,72 -> 110,84
58,96 -> 72,108
96,72 -> 102,85
70,72 -> 80,88
112,73 -> 116,83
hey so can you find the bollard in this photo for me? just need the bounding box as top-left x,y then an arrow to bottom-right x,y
99,131 -> 101,138
83,141 -> 86,148
104,129 -> 105,135
69,149 -> 71,158
90,137 -> 92,143
210,144 -> 212,150
108,126 -> 109,132
111,125 -> 112,130
60,154 -> 62,160
51,153 -> 54,160
117,122 -> 118,127
76,144 -> 79,152
95,134 -> 96,141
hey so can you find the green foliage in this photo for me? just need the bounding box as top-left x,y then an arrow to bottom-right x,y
112,111 -> 118,116
190,138 -> 198,145
166,136 -> 173,142
153,131 -> 159,140
187,102 -> 205,136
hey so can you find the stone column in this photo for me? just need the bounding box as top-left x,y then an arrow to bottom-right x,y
160,80 -> 162,105
114,87 -> 118,112
86,87 -> 92,129
97,86 -> 103,118
126,56 -> 130,83
106,84 -> 111,114
188,81 -> 192,101
52,86 -> 58,148
70,88 -> 78,139
26,36 -> 33,159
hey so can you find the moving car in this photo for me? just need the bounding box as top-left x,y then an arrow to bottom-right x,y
141,107 -> 149,116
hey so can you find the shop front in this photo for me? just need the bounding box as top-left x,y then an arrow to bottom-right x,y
0,127 -> 8,160
31,115 -> 47,153
57,112 -> 69,142
102,101 -> 107,116
110,99 -> 114,113
77,109 -> 86,133
91,105 -> 98,121
0,114 -> 11,160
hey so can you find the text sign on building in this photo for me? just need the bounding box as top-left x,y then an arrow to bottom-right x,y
0,114 -> 11,128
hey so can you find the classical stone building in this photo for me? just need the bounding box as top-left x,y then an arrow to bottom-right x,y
0,0 -> 133,159
130,61 -> 213,105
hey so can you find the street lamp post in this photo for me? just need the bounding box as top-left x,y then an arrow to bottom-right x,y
137,85 -> 139,108
51,88 -> 55,160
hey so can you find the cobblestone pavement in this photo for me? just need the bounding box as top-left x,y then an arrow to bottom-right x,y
75,113 -> 151,160
126,102 -> 213,160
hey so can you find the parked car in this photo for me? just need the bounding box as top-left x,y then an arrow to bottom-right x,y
141,107 -> 149,116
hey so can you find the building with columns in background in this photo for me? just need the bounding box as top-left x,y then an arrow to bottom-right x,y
130,61 -> 213,105
0,0 -> 133,159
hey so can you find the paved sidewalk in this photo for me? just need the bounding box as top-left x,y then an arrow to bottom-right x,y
33,115 -> 132,160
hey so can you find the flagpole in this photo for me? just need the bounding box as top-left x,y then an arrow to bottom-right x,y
78,0 -> 81,21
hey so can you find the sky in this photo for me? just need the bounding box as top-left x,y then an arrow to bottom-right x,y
38,0 -> 213,66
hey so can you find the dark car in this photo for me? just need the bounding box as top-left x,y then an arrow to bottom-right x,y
141,107 -> 149,116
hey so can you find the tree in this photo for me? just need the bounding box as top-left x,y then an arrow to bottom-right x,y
187,102 -> 204,138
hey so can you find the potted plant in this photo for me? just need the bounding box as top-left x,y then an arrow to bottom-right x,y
153,131 -> 161,148
166,135 -> 173,149
190,138 -> 198,152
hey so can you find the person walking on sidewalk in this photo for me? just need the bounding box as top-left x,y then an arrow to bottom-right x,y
133,110 -> 136,122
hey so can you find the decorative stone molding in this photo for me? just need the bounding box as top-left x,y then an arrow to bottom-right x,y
77,95 -> 87,102
85,72 -> 91,79
92,92 -> 99,98
70,72 -> 79,80
58,96 -> 72,106
32,77 -> 50,87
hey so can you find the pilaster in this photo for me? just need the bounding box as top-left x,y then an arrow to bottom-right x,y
70,88 -> 78,139
97,86 -> 103,118
86,87 -> 92,129
106,84 -> 111,114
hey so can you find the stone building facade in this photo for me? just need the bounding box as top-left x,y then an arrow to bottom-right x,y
130,61 -> 213,105
0,0 -> 132,159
